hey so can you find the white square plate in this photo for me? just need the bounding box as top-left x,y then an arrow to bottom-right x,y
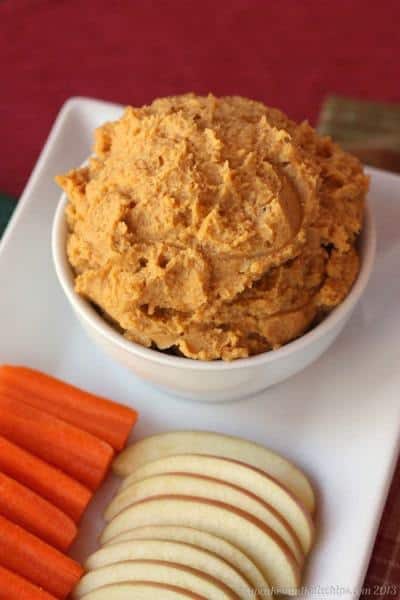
0,98 -> 399,600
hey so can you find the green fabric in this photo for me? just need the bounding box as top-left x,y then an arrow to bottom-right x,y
0,193 -> 16,238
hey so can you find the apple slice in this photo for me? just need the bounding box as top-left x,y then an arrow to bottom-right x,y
113,431 -> 315,513
119,454 -> 314,554
105,473 -> 303,564
73,560 -> 239,600
79,582 -> 205,599
101,496 -> 301,594
105,525 -> 271,598
85,539 -> 255,599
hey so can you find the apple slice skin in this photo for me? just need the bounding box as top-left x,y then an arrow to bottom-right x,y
113,431 -> 315,513
105,473 -> 303,564
119,453 -> 314,554
101,495 -> 301,594
105,525 -> 270,598
79,582 -> 206,600
73,559 -> 239,600
85,539 -> 254,600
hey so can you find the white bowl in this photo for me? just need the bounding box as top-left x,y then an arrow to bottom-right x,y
52,194 -> 376,403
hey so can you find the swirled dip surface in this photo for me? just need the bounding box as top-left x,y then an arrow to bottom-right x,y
56,94 -> 368,360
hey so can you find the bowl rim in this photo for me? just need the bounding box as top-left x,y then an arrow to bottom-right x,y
52,193 -> 376,371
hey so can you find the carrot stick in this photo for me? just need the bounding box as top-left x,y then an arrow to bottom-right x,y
0,472 -> 77,551
0,394 -> 114,490
0,365 -> 138,450
0,564 -> 58,600
0,516 -> 83,599
0,436 -> 92,523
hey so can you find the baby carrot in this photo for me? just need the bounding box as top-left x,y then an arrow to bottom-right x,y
0,564 -> 58,600
0,472 -> 77,551
0,516 -> 83,599
0,365 -> 138,450
0,435 -> 92,523
0,394 -> 114,490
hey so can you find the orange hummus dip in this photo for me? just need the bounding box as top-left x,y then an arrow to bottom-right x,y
56,94 -> 368,360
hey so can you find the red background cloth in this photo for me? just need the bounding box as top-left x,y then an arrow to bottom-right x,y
1,0 -> 400,595
1,0 -> 400,196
